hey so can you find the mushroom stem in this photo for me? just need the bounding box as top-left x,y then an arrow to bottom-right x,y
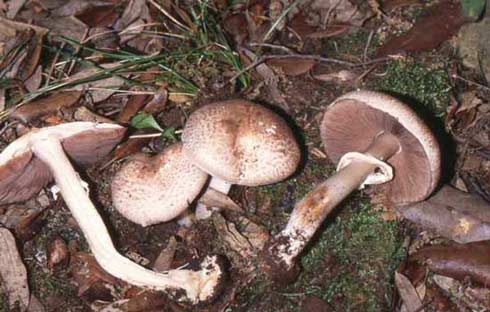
195,178 -> 232,220
260,132 -> 400,277
30,135 -> 223,303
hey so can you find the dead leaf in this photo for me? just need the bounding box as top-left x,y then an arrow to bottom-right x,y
74,106 -> 115,124
0,18 -> 47,81
6,0 -> 26,19
47,235 -> 70,269
71,252 -> 122,301
410,240 -> 490,286
113,134 -> 151,160
399,185 -> 490,243
66,63 -> 126,102
37,16 -> 88,42
51,0 -> 114,17
10,91 -> 82,123
265,58 -> 316,76
118,93 -> 149,123
24,65 -> 43,93
0,227 -> 29,311
309,0 -> 367,27
313,69 -> 357,83
76,4 -> 119,27
27,294 -> 45,312
223,14 -> 248,44
377,0 -> 467,56
240,48 -> 289,111
433,274 -> 490,311
114,0 -> 149,32
212,213 -> 254,258
153,236 -> 177,272
95,291 -> 178,312
143,86 -> 168,115
199,188 -> 243,213
395,272 -> 424,312
382,0 -> 423,12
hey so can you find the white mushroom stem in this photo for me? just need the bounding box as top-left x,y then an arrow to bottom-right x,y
262,132 -> 400,272
30,134 -> 222,304
195,177 -> 232,220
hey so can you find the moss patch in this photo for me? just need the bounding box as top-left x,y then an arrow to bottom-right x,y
377,60 -> 451,117
298,198 -> 404,311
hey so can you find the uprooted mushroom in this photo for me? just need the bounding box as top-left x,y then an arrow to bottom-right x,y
259,90 -> 441,282
0,122 -> 225,304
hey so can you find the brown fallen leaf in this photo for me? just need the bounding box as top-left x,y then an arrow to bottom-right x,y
113,134 -> 151,161
410,240 -> 490,286
0,227 -> 29,311
10,91 -> 82,123
265,58 -> 316,76
143,86 -> 168,115
66,63 -> 127,102
432,274 -> 490,311
51,0 -> 114,17
153,236 -> 177,272
71,252 -> 122,300
118,93 -> 149,123
223,13 -> 248,44
395,272 -> 424,312
313,69 -> 357,83
47,235 -> 70,269
36,16 -> 88,43
73,106 -> 115,124
199,188 -> 243,213
6,0 -> 26,19
213,213 -> 254,258
27,294 -> 45,312
399,185 -> 490,243
377,0 -> 467,56
0,17 -> 48,81
77,4 -> 119,27
24,65 -> 43,93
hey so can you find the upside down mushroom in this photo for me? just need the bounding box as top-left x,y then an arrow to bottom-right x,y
0,122 -> 225,304
259,91 -> 441,282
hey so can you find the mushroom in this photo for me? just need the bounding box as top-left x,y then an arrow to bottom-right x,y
0,122 -> 225,304
259,91 -> 441,281
182,99 -> 301,219
111,142 -> 208,226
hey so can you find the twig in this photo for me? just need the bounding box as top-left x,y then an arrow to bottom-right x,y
451,74 -> 490,92
363,30 -> 374,62
249,42 -> 296,53
148,0 -> 192,33
229,54 -> 392,83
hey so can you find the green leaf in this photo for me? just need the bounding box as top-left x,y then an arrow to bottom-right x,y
162,127 -> 177,141
461,0 -> 486,20
130,112 -> 164,132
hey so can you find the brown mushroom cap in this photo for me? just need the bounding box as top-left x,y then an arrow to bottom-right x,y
182,100 -> 300,186
320,90 -> 440,204
0,122 -> 125,204
111,143 -> 208,226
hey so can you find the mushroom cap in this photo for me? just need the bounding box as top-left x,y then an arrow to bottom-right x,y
111,143 -> 208,226
182,100 -> 300,186
320,90 -> 440,205
0,122 -> 126,205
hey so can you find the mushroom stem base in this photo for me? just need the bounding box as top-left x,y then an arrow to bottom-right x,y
261,132 -> 400,273
195,178 -> 232,220
31,135 -> 223,303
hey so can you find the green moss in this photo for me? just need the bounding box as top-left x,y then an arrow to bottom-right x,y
377,60 -> 451,117
299,199 -> 405,311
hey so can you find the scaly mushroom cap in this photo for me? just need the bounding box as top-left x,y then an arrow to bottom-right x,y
320,90 -> 440,204
0,122 -> 125,204
111,143 -> 208,226
182,100 -> 300,186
